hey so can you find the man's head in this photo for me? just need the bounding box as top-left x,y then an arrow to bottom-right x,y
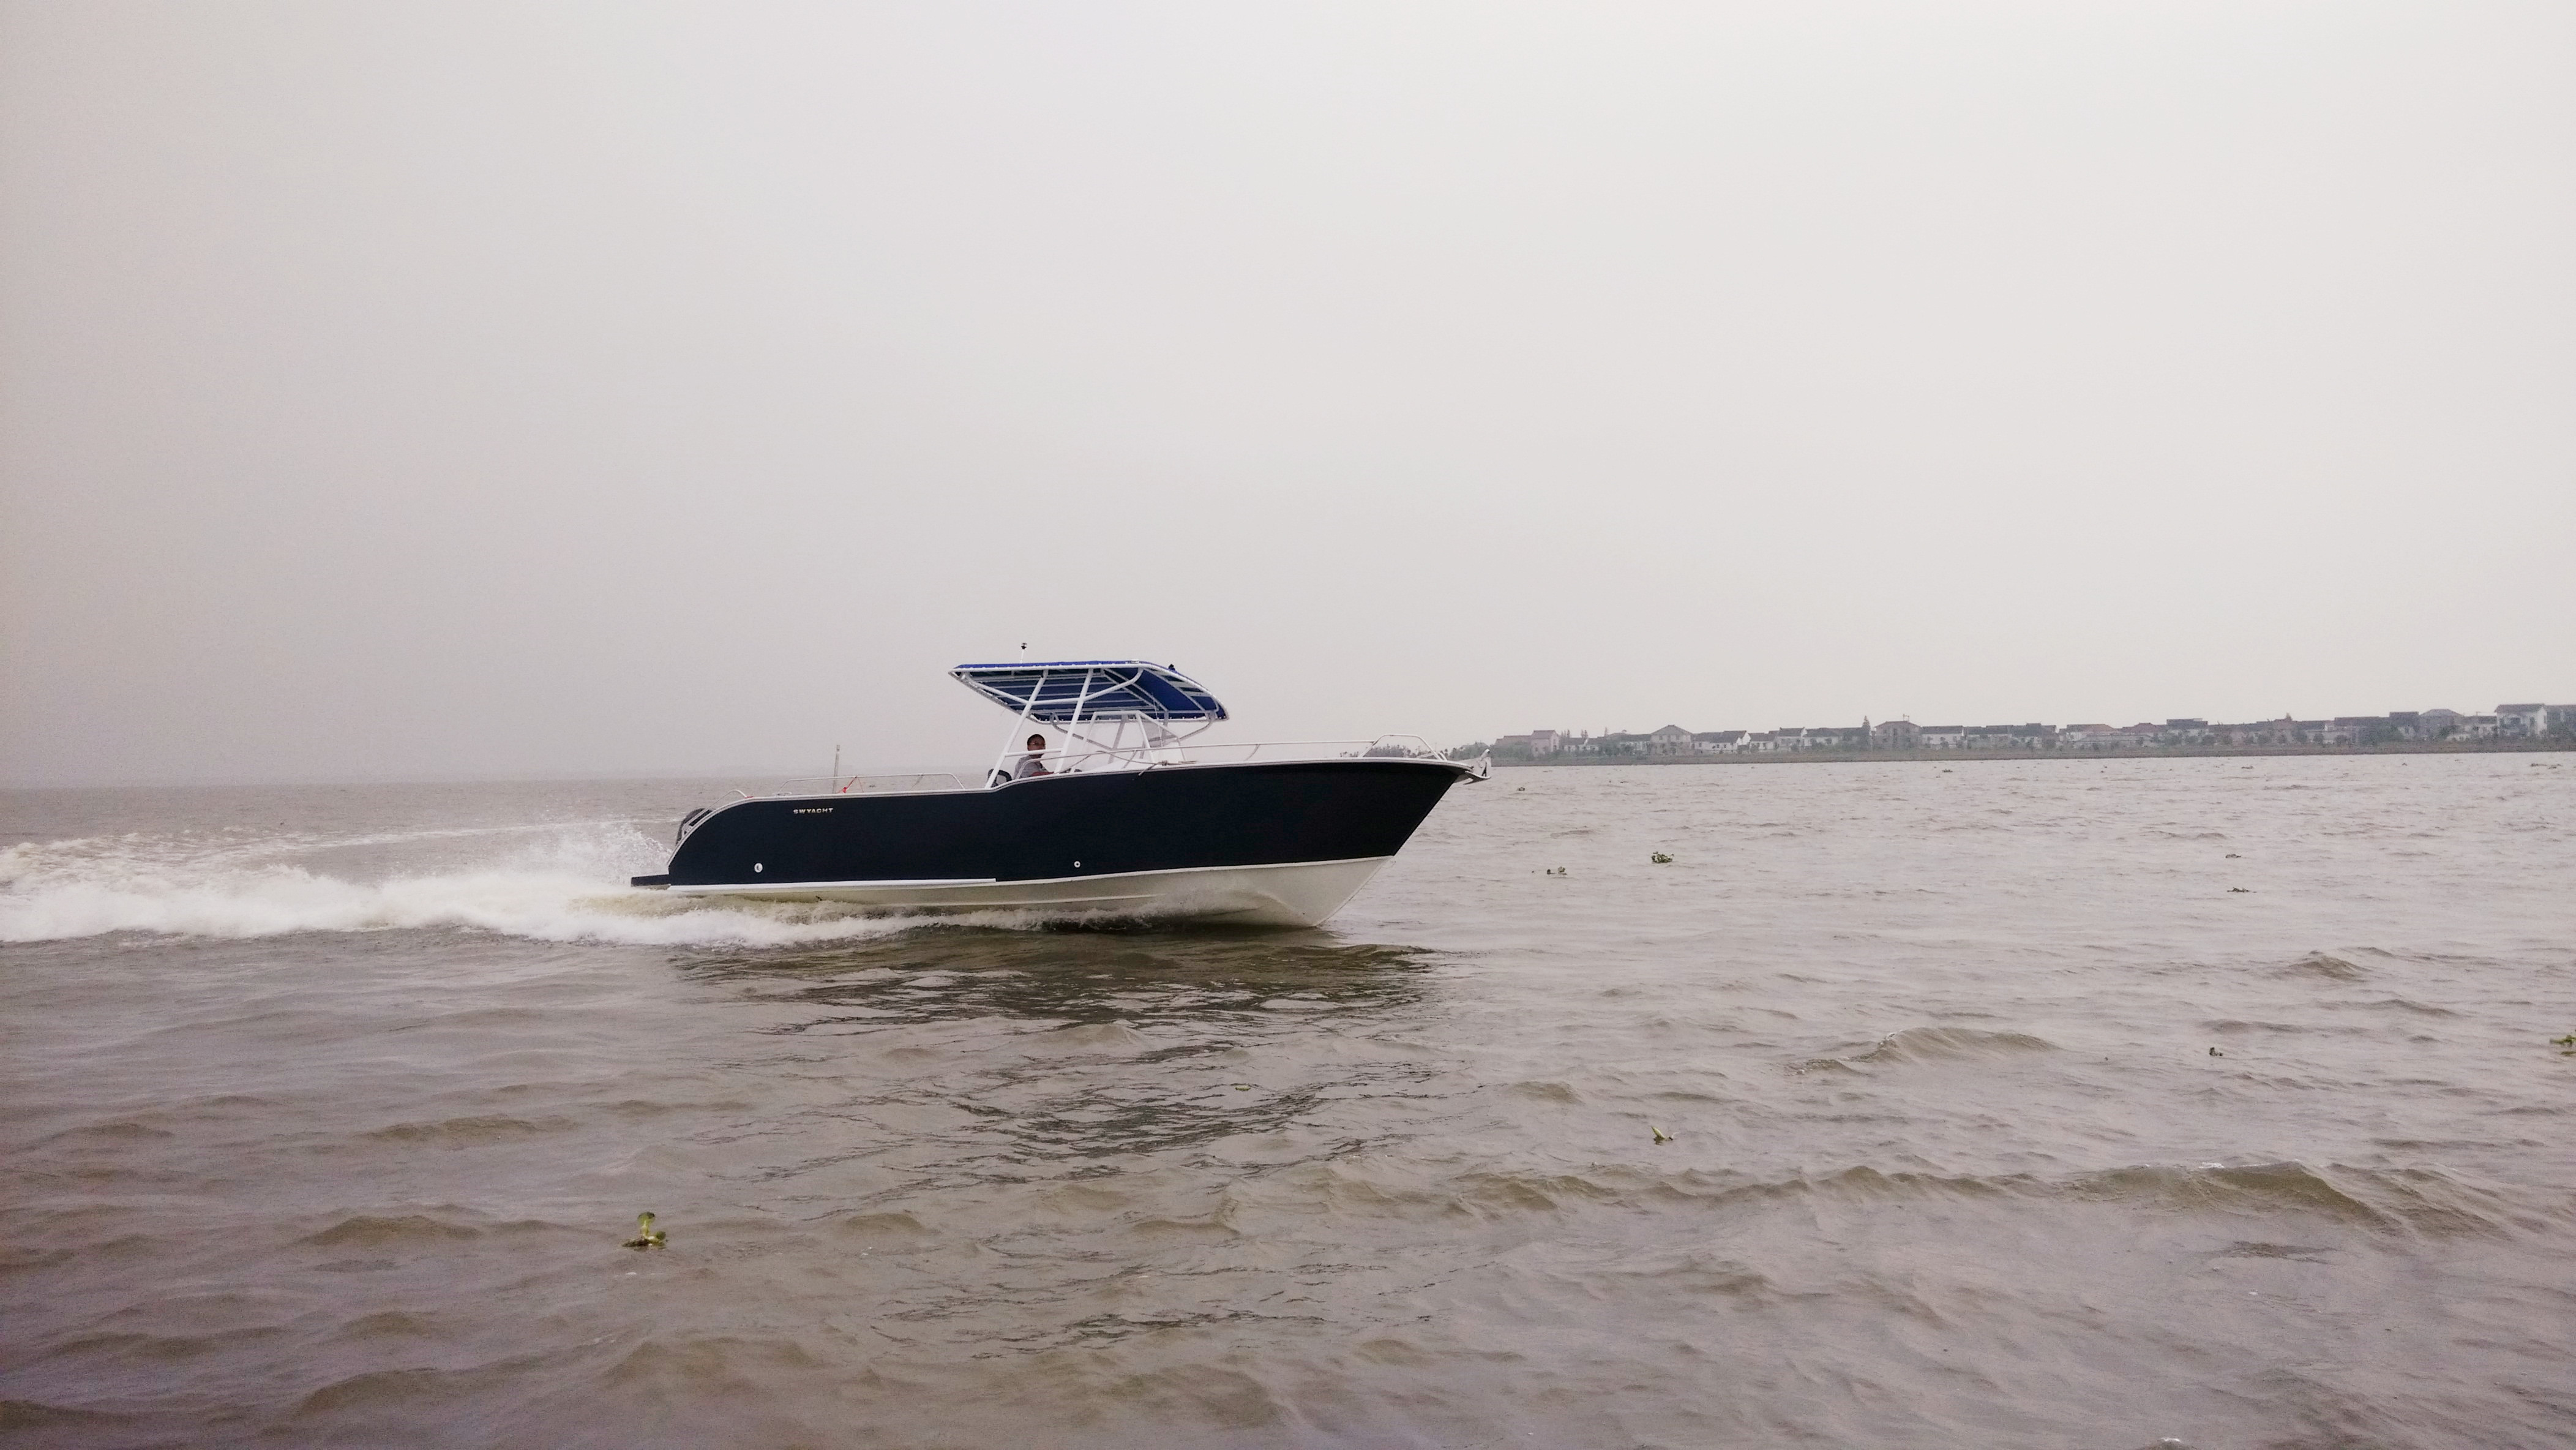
1027,734 -> 1046,751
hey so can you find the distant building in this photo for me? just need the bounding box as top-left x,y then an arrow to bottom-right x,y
2497,704 -> 2547,737
2217,718 -> 2298,746
1694,730 -> 1746,753
1648,724 -> 1695,756
2064,724 -> 2139,749
1917,725 -> 1967,748
1494,729 -> 1576,758
1871,719 -> 1920,749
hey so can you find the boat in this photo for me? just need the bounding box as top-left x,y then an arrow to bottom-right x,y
629,660 -> 1488,926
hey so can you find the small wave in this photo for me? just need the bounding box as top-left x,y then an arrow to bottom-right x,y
2067,1161 -> 2516,1236
829,1211 -> 932,1239
361,1116 -> 574,1146
36,1121 -> 175,1146
1849,1026 -> 2059,1064
2211,1240 -> 2334,1261
0,1399 -> 136,1433
2279,952 -> 2368,980
45,1329 -> 286,1364
2348,998 -> 2459,1016
0,827 -> 995,948
1452,1170 -> 1623,1214
338,1312 -> 442,1339
599,1335 -> 829,1394
299,1214 -> 484,1248
1027,1020 -> 1153,1050
294,1362 -> 535,1420
1642,1160 -> 2529,1238
1129,1214 -> 1241,1239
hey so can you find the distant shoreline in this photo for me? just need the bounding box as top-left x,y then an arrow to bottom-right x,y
1492,740 -> 2576,767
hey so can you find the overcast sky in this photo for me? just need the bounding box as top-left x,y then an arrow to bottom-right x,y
4,2 -> 2569,785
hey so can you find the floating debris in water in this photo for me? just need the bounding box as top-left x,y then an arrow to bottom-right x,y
2209,1047 -> 2225,1056
2552,1034 -> 2574,1056
1650,1125 -> 1673,1143
2228,887 -> 2252,893
2226,852 -> 2241,858
622,1211 -> 666,1250
1649,852 -> 1673,864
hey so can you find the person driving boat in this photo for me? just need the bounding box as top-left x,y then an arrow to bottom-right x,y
1013,734 -> 1050,779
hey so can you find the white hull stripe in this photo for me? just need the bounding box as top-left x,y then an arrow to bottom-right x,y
665,855 -> 1391,898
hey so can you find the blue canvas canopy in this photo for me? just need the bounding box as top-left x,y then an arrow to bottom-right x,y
949,661 -> 1227,725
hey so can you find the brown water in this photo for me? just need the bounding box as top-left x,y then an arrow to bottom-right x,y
4,756 -> 2572,1449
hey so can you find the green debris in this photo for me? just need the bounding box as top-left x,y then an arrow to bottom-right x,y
1649,852 -> 1674,864
622,1211 -> 667,1250
1650,1125 -> 1674,1143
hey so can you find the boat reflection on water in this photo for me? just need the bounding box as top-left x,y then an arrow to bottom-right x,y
673,933 -> 1443,1163
681,931 -> 1438,1029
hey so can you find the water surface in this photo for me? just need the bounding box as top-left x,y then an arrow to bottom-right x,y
4,756 -> 2572,1448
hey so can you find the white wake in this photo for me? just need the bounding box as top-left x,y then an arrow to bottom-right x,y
0,823 -> 940,947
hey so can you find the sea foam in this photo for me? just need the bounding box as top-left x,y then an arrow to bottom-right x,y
0,824 -> 940,948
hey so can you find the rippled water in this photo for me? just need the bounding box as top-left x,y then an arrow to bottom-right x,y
4,755 -> 2572,1448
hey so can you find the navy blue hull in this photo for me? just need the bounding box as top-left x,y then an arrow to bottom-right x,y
647,760 -> 1473,890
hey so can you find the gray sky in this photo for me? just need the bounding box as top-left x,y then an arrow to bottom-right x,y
5,2 -> 2570,786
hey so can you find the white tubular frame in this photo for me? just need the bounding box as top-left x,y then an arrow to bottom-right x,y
982,663 -> 1225,787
